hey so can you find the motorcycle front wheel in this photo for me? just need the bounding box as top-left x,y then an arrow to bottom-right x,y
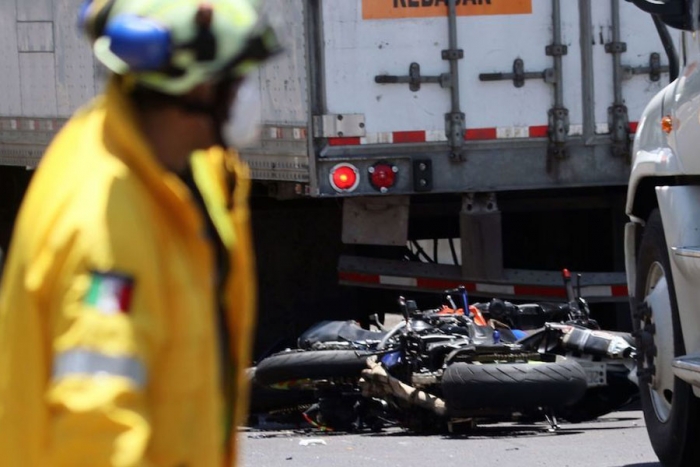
442,359 -> 587,415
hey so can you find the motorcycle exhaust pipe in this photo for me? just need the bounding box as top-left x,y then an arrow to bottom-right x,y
558,325 -> 635,359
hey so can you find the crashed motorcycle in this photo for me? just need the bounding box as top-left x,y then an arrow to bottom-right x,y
252,272 -> 637,433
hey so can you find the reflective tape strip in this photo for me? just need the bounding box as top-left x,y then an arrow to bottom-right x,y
324,123 -> 641,146
568,124 -> 584,136
0,117 -> 66,131
379,275 -> 417,287
595,123 -> 610,134
339,271 -> 629,298
53,349 -> 147,388
475,283 -> 516,295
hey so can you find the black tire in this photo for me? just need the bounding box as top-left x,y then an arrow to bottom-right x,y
634,209 -> 700,466
255,349 -> 372,387
246,367 -> 316,414
442,360 -> 587,415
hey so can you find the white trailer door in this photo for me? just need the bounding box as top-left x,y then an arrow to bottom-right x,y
321,0 -> 673,149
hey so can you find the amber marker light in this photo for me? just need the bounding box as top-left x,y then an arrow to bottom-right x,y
661,115 -> 673,134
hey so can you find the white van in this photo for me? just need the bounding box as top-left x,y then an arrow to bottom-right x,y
626,1 -> 700,465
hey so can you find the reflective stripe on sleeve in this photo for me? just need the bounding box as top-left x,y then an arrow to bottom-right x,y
52,349 -> 147,388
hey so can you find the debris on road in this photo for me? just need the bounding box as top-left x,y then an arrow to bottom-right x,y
299,439 -> 327,446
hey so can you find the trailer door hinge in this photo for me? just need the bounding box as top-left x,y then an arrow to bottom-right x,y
547,107 -> 569,165
441,48 -> 464,61
545,44 -> 568,57
313,114 -> 366,138
445,111 -> 465,161
604,41 -> 627,55
608,104 -> 631,159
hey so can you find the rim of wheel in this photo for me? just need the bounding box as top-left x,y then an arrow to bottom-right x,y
643,261 -> 675,423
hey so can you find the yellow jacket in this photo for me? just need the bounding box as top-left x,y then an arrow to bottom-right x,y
0,79 -> 256,466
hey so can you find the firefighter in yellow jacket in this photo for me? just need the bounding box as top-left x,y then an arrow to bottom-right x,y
0,0 -> 279,465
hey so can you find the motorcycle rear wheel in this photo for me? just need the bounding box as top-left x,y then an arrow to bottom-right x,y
247,367 -> 316,414
255,349 -> 372,387
442,359 -> 587,415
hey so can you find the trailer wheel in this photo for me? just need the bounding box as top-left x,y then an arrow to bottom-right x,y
442,360 -> 587,415
634,209 -> 700,466
255,350 -> 372,387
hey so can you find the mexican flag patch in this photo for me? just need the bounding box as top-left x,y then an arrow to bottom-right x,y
85,271 -> 135,314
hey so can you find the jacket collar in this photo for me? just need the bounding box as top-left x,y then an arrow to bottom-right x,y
101,77 -> 203,231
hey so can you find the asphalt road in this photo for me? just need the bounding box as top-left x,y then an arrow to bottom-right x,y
239,409 -> 660,467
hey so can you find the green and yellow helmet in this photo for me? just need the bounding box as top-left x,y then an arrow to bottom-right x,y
79,0 -> 280,95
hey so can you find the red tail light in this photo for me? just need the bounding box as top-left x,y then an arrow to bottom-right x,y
330,163 -> 360,192
369,163 -> 398,192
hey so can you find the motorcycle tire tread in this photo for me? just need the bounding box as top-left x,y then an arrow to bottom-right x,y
442,360 -> 588,414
